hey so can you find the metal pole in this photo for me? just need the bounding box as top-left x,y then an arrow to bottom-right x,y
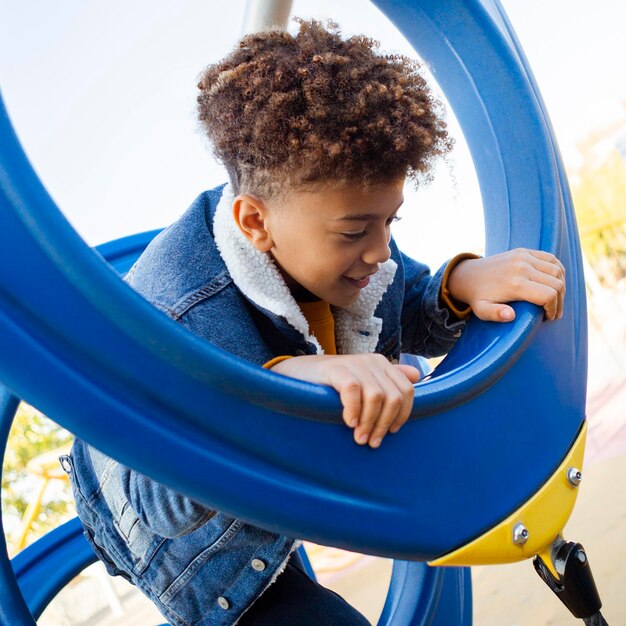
242,0 -> 293,33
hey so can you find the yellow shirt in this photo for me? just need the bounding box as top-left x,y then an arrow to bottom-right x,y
297,300 -> 337,356
263,300 -> 336,368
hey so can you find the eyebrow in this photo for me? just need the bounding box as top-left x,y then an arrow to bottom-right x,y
334,204 -> 403,222
334,213 -> 380,221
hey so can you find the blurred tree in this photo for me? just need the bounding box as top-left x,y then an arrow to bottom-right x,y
2,403 -> 74,555
570,106 -> 626,287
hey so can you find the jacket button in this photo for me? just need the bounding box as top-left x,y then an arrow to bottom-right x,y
217,596 -> 230,610
251,558 -> 266,571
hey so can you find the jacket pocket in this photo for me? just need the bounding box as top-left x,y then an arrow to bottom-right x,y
60,454 -> 131,581
113,500 -> 167,576
61,452 -> 166,578
82,522 -> 133,582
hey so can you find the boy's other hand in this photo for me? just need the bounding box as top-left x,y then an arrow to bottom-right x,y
446,248 -> 565,322
270,354 -> 420,449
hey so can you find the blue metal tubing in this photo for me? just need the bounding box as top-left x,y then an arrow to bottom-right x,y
379,562 -> 472,626
11,518 -> 95,620
0,386 -> 37,626
0,0 -> 583,624
4,234 -> 467,624
0,0 -> 586,561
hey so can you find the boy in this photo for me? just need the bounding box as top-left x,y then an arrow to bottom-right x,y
64,18 -> 565,625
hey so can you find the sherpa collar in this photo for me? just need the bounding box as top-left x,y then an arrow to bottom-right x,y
212,184 -> 397,355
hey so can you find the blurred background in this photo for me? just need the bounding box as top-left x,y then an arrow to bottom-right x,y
1,1 -> 625,623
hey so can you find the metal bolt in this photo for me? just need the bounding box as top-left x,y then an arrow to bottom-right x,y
567,467 -> 582,487
575,550 -> 587,564
512,523 -> 529,545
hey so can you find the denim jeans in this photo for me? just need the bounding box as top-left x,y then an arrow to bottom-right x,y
238,554 -> 371,625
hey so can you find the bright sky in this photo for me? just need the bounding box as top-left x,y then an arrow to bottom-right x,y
1,1 -> 625,269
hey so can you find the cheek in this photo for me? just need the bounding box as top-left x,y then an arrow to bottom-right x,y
288,239 -> 359,283
304,257 -> 347,285
335,245 -> 362,269
319,244 -> 354,270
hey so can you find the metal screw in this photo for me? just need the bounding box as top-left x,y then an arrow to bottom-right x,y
512,523 -> 529,545
567,467 -> 582,487
575,549 -> 587,564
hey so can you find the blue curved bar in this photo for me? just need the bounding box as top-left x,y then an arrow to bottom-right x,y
95,229 -> 162,277
0,0 -> 585,566
5,235 -> 468,624
0,386 -> 36,626
11,518 -> 94,620
379,562 -> 472,626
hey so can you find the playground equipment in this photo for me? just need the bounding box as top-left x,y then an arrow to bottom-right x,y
0,0 -> 607,623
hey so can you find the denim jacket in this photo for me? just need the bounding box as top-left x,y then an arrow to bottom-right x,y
64,183 -> 468,625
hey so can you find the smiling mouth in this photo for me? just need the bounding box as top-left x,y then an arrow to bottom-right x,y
343,274 -> 373,289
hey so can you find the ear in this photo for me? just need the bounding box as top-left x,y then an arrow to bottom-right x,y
232,194 -> 273,253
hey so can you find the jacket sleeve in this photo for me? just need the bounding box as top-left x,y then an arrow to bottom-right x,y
122,286 -> 273,538
399,252 -> 469,358
127,471 -> 216,539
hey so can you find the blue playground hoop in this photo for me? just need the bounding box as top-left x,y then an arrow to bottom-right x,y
0,0 -> 586,623
1,238 -> 471,625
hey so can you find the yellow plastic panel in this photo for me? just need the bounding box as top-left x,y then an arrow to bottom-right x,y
429,422 -> 587,566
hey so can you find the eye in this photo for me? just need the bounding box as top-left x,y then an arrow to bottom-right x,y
340,215 -> 401,241
341,231 -> 367,241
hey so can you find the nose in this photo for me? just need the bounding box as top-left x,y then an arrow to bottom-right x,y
361,228 -> 391,266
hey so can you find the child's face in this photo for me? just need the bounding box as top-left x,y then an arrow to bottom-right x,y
263,179 -> 405,307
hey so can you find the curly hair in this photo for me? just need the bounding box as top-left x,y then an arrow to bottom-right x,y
197,18 -> 453,199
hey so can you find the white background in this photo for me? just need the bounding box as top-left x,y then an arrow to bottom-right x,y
1,0 -> 625,269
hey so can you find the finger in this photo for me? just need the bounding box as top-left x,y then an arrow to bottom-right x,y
326,365 -> 366,429
525,282 -> 558,320
395,364 -> 421,383
557,274 -> 566,319
380,365 -> 415,436
527,250 -> 566,275
528,257 -> 566,282
528,250 -> 565,281
472,301 -> 516,323
387,364 -> 418,435
366,369 -> 408,447
352,373 -> 386,446
337,379 -> 362,429
528,268 -> 565,297
387,368 -> 416,434
502,272 -> 562,321
531,260 -> 567,320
